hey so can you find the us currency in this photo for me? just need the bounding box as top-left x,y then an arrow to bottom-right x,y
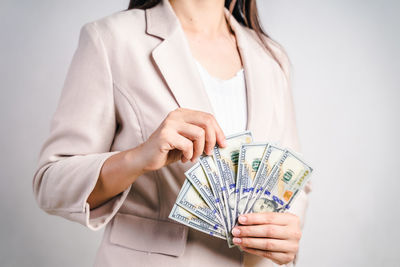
169,204 -> 226,240
248,150 -> 313,213
185,162 -> 220,220
242,144 -> 285,214
213,131 -> 252,228
199,155 -> 234,247
198,156 -> 230,230
176,180 -> 223,229
235,143 -> 267,220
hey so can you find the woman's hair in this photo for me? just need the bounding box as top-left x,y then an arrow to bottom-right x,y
127,0 -> 282,68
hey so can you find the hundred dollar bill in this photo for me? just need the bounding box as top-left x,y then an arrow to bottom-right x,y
185,162 -> 220,220
176,180 -> 223,229
169,204 -> 226,240
235,143 -> 267,220
249,150 -> 313,213
199,155 -> 234,247
242,144 -> 285,214
213,131 -> 252,228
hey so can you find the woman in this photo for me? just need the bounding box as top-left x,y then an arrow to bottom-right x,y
33,0 -> 311,266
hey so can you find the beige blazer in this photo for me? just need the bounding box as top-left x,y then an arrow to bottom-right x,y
33,0 -> 311,266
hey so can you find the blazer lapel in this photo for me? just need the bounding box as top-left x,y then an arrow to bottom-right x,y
224,9 -> 278,138
146,0 -> 214,114
146,0 -> 277,138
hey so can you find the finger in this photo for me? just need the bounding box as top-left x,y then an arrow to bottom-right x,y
176,122 -> 205,161
232,225 -> 292,239
233,237 -> 297,253
208,115 -> 226,148
165,149 -> 183,164
181,153 -> 188,163
166,132 -> 193,161
237,212 -> 292,226
199,111 -> 226,148
183,111 -> 218,155
241,247 -> 295,266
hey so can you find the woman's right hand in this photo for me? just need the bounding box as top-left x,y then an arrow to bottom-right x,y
88,108 -> 225,209
136,108 -> 226,173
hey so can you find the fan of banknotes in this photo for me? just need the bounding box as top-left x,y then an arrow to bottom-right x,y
169,131 -> 313,248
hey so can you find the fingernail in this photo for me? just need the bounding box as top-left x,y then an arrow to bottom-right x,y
232,237 -> 241,244
231,228 -> 240,236
239,216 -> 247,223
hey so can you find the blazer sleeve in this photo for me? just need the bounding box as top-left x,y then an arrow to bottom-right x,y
272,40 -> 312,266
277,43 -> 312,226
32,22 -> 131,230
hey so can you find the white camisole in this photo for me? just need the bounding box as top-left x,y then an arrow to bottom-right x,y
193,58 -> 248,136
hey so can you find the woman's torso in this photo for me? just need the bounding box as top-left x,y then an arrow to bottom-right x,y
57,0 -> 298,266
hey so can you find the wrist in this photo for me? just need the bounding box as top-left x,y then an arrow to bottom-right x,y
125,144 -> 148,178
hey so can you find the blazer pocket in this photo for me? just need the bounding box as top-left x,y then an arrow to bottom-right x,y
109,213 -> 188,257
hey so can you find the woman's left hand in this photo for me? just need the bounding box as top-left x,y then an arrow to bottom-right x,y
231,212 -> 302,265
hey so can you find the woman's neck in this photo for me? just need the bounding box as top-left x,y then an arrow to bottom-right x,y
168,0 -> 230,38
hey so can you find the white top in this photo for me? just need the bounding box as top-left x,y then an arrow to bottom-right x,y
193,59 -> 248,136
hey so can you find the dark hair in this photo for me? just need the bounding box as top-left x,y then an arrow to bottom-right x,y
127,0 -> 282,68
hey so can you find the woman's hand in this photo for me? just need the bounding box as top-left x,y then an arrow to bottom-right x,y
231,212 -> 302,265
137,107 -> 226,173
88,108 -> 225,209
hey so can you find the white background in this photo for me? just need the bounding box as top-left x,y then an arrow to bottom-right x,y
0,0 -> 399,266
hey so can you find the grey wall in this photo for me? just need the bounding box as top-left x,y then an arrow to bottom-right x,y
0,0 -> 398,266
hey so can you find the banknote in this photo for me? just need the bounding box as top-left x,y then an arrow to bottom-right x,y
213,131 -> 252,228
235,143 -> 267,220
198,156 -> 230,231
176,180 -> 223,228
199,155 -> 235,247
169,204 -> 226,240
185,162 -> 220,219
248,150 -> 313,213
242,144 -> 285,214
